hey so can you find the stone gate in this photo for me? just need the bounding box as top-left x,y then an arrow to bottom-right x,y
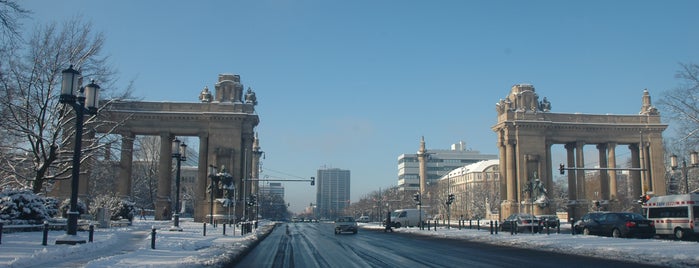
492,84 -> 667,221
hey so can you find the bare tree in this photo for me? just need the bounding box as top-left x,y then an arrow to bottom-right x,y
0,0 -> 30,51
0,16 -> 121,193
131,135 -> 161,209
659,62 -> 699,149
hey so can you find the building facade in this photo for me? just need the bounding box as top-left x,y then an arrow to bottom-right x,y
433,160 -> 500,220
398,141 -> 497,192
316,168 -> 351,219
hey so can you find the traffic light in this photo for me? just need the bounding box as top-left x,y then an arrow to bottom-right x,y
310,177 -> 315,186
446,193 -> 455,205
559,164 -> 565,175
413,193 -> 421,204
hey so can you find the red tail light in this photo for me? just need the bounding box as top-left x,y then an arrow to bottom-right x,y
625,221 -> 636,228
521,220 -> 529,224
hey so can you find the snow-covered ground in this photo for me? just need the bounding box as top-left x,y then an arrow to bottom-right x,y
1,218 -> 697,267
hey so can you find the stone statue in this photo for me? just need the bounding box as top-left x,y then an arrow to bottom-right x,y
539,97 -> 551,112
199,86 -> 212,103
245,87 -> 257,106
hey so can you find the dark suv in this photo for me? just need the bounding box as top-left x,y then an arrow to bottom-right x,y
575,212 -> 655,238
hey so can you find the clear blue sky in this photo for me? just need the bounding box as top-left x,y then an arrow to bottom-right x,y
23,1 -> 699,213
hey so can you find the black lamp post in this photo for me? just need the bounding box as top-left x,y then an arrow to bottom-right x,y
670,151 -> 699,194
208,165 -> 220,225
57,65 -> 100,245
171,138 -> 186,230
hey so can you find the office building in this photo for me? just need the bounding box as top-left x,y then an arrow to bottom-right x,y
316,168 -> 350,219
398,141 -> 497,192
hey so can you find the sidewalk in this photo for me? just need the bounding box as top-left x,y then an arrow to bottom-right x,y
0,218 -> 273,268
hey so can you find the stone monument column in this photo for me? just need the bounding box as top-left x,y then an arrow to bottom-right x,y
648,135 -> 666,195
118,132 -> 135,199
575,141 -> 586,200
417,136 -> 427,196
195,133 -> 209,222
607,143 -> 618,200
629,144 -> 642,199
565,143 -> 577,200
155,132 -> 173,220
597,144 -> 609,200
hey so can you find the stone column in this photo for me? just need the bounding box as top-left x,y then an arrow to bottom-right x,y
156,132 -> 173,220
506,140 -> 517,201
648,135 -> 667,195
418,137 -> 427,195
597,144 -> 609,200
629,144 -> 642,199
607,143 -> 618,200
118,132 -> 135,199
565,143 -> 577,200
575,141 -> 586,200
498,140 -> 508,202
195,133 -> 209,222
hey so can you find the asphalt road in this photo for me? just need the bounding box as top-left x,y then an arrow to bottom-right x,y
233,222 -> 664,268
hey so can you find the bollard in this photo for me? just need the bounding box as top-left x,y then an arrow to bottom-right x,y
477,220 -> 480,231
42,221 -> 49,246
557,220 -> 561,234
546,223 -> 550,235
89,224 -> 94,242
510,222 -> 514,235
490,221 -> 493,234
151,226 -> 156,249
495,221 -> 499,234
0,222 -> 3,245
570,218 -> 575,235
433,220 -> 436,231
427,221 -> 430,230
514,222 -> 518,234
223,223 -> 226,235
469,220 -> 472,229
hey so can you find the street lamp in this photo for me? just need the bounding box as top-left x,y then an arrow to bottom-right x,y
171,138 -> 187,231
208,165 -> 220,225
670,151 -> 699,194
56,65 -> 100,245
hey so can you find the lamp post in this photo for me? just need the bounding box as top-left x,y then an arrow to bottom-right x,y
171,138 -> 187,231
670,151 -> 699,194
57,65 -> 100,245
208,165 -> 220,225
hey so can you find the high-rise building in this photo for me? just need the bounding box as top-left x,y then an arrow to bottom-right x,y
316,168 -> 350,219
398,141 -> 497,192
260,182 -> 285,198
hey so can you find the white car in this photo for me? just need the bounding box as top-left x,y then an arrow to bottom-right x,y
334,216 -> 358,234
357,216 -> 370,222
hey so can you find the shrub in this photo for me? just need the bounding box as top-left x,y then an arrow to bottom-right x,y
0,187 -> 56,225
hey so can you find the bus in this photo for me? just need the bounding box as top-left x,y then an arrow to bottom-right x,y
642,192 -> 699,240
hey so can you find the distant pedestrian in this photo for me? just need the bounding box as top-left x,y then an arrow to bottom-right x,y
384,212 -> 393,232
140,208 -> 147,220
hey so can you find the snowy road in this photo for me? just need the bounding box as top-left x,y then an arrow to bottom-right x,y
234,222 -> 664,267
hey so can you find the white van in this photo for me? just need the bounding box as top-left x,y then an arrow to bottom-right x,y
390,209 -> 426,228
642,192 -> 699,240
357,216 -> 370,222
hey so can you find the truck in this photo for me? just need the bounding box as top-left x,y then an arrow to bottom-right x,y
642,192 -> 699,240
389,208 -> 426,228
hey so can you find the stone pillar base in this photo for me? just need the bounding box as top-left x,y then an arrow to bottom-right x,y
566,200 -> 589,223
500,200 -> 519,221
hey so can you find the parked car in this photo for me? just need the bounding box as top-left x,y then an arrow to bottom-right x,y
500,213 -> 540,233
575,212 -> 655,238
537,214 -> 560,228
334,216 -> 358,234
